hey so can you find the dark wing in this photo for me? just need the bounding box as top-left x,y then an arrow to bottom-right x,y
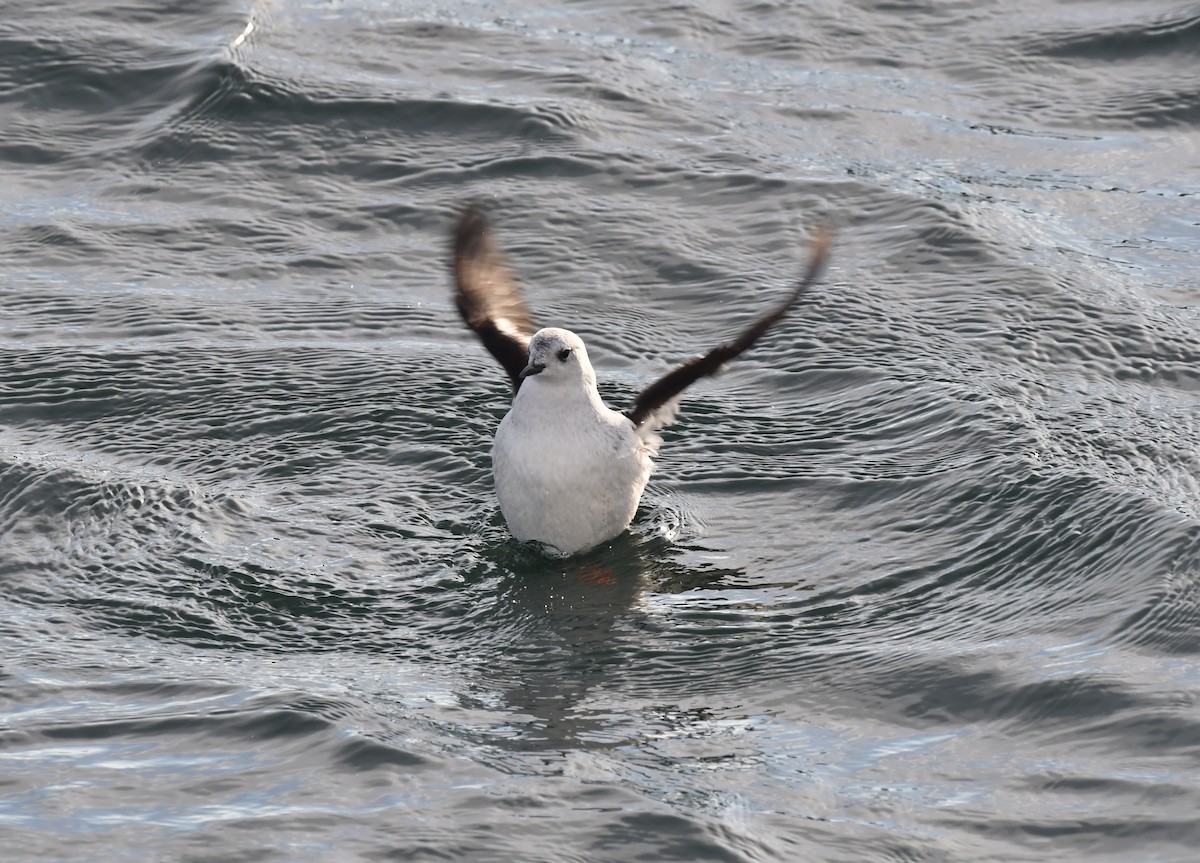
626,226 -> 831,430
452,207 -> 535,391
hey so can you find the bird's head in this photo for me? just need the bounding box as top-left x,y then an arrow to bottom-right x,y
520,328 -> 596,389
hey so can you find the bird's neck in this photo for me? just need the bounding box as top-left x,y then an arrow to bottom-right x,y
512,375 -> 606,418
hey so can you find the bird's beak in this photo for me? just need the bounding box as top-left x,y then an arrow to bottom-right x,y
519,360 -> 546,379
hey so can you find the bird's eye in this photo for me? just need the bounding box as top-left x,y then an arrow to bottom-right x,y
557,348 -> 572,361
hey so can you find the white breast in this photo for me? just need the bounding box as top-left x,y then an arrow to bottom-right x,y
492,382 -> 654,555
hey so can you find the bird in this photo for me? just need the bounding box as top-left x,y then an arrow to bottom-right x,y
451,207 -> 830,557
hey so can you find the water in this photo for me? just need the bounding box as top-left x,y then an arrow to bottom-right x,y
2,1 -> 1198,860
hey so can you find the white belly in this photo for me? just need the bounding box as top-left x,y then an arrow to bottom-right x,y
492,407 -> 652,555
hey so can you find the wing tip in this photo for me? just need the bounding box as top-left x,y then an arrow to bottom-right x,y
802,223 -> 832,286
626,219 -> 833,430
453,204 -> 490,263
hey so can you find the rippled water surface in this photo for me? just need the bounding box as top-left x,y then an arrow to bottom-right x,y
2,1 -> 1199,860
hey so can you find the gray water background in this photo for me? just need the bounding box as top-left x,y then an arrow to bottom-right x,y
2,1 -> 1199,860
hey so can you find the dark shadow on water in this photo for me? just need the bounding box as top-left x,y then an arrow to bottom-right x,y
461,528 -> 745,751
486,528 -> 744,617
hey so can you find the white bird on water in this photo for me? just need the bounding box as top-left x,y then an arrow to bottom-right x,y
451,208 -> 830,557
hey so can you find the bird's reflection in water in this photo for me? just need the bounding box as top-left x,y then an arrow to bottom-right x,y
475,528 -> 744,754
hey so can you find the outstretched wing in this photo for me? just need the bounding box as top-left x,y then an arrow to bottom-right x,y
452,207 -> 535,391
626,226 -> 831,431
